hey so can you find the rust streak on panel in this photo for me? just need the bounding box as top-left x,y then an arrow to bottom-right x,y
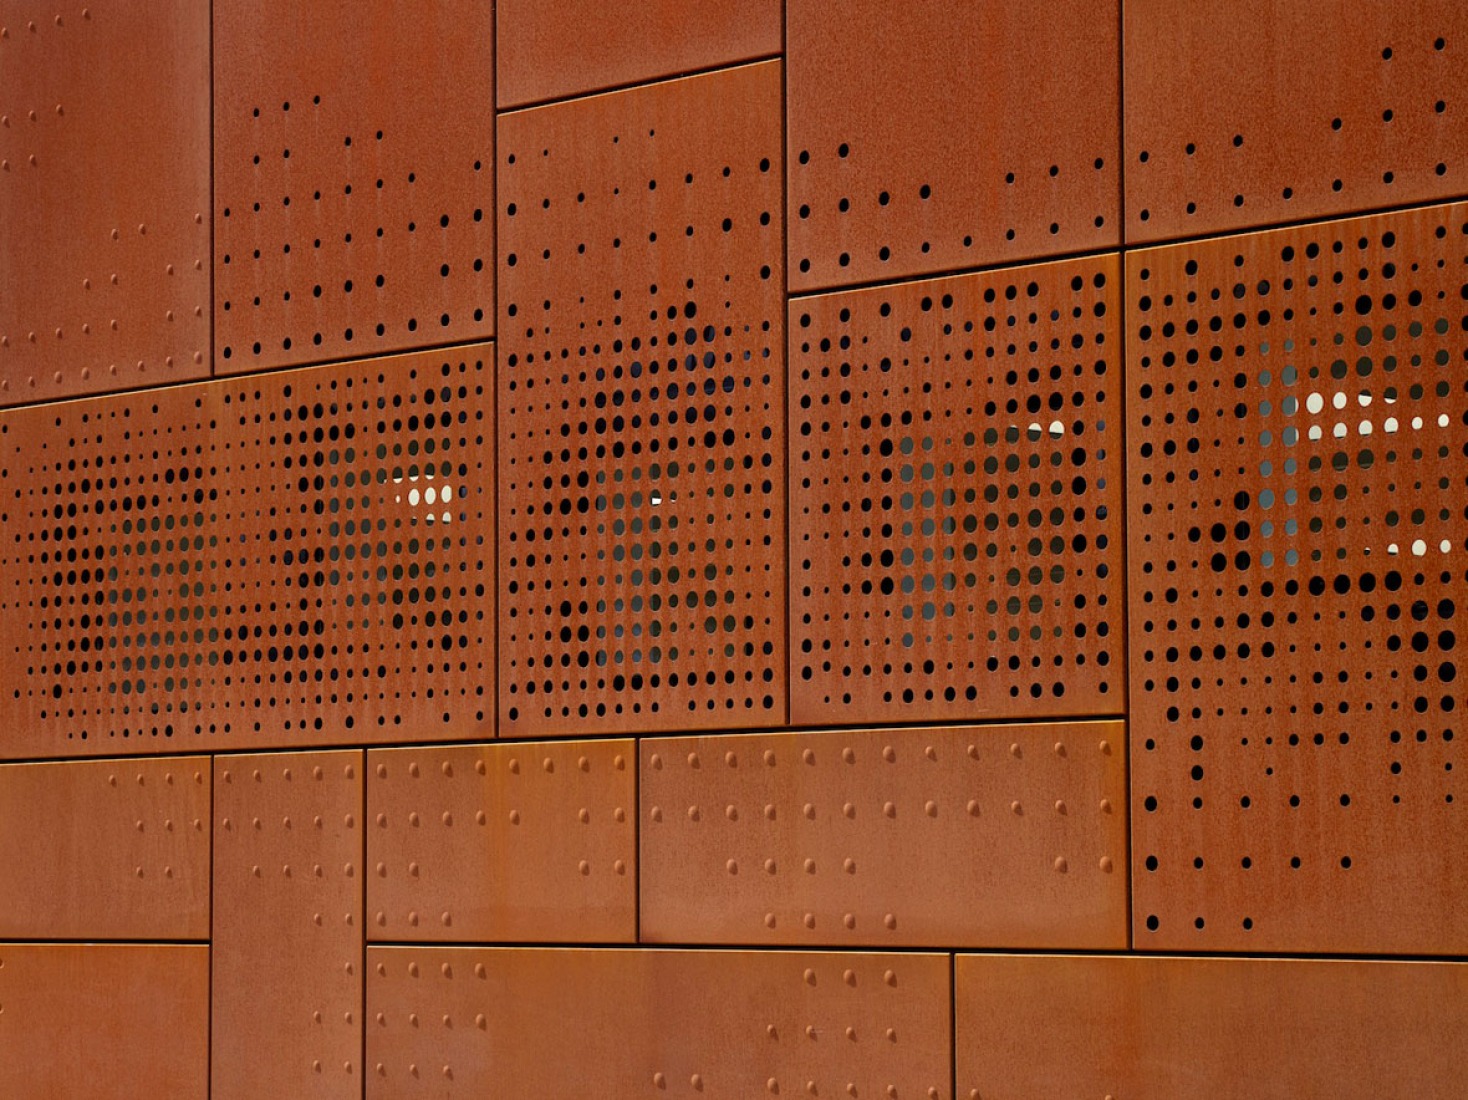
0,345 -> 494,758
367,740 -> 636,942
1128,202 -> 1468,953
0,756 -> 209,939
0,943 -> 209,1099
641,724 -> 1127,948
212,750 -> 363,1100
368,947 -> 952,1099
956,953 -> 1468,1099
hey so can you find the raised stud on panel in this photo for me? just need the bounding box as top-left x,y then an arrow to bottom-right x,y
1128,201 -> 1468,953
498,62 -> 786,736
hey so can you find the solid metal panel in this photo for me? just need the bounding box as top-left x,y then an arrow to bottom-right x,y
640,723 -> 1127,948
1127,202 -> 1468,953
368,947 -> 951,1099
1126,1 -> 1468,243
367,740 -> 635,942
214,1 -> 494,374
956,954 -> 1468,1099
212,751 -> 363,1100
497,0 -> 781,108
786,0 -> 1119,292
790,255 -> 1123,725
498,63 -> 786,736
0,943 -> 209,1099
0,345 -> 494,758
0,2 -> 210,405
0,756 -> 209,939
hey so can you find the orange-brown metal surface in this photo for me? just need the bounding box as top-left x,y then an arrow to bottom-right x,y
790,255 -> 1123,724
367,740 -> 635,942
0,2 -> 210,405
498,63 -> 786,736
0,345 -> 494,759
212,751 -> 363,1100
1126,1 -> 1468,244
214,1 -> 494,374
787,0 -> 1120,292
0,755 -> 209,938
367,947 -> 952,1099
641,723 -> 1127,948
0,943 -> 210,1100
1128,201 -> 1468,953
956,953 -> 1468,1099
496,0 -> 781,109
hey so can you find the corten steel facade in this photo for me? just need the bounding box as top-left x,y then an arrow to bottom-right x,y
0,2 -> 1465,1096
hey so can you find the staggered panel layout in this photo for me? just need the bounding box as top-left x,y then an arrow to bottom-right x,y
0,2 -> 1464,1097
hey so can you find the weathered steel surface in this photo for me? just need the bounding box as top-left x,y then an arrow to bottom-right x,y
497,0 -> 781,109
640,723 -> 1127,948
367,740 -> 636,942
956,953 -> 1468,1099
787,0 -> 1119,291
0,943 -> 209,1099
0,756 -> 209,938
790,255 -> 1124,725
214,0 -> 494,374
368,947 -> 951,1099
212,751 -> 364,1100
1128,202 -> 1468,953
1126,0 -> 1468,243
0,344 -> 494,758
0,2 -> 210,405
498,63 -> 786,736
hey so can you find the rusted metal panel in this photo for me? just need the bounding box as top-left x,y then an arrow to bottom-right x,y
0,345 -> 494,759
497,0 -> 781,109
212,751 -> 363,1100
498,63 -> 786,737
0,2 -> 210,405
367,740 -> 635,942
787,0 -> 1119,292
1127,202 -> 1468,953
641,723 -> 1127,948
790,255 -> 1124,725
0,944 -> 209,1099
956,953 -> 1468,1099
1126,1 -> 1468,243
0,756 -> 209,939
368,947 -> 951,1099
214,1 -> 494,374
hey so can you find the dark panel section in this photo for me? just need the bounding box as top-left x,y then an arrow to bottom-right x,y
498,63 -> 786,736
790,255 -> 1123,724
1128,202 -> 1468,953
787,0 -> 1120,291
0,345 -> 494,758
0,2 -> 210,405
214,0 -> 494,373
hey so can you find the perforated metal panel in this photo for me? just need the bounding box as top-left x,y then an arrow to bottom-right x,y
956,954 -> 1468,1100
0,756 -> 209,938
367,740 -> 635,942
214,0 -> 494,373
0,944 -> 209,1099
497,0 -> 781,109
498,62 -> 786,736
0,345 -> 494,759
368,947 -> 951,1099
0,2 -> 210,405
640,723 -> 1127,948
1126,0 -> 1468,243
1128,202 -> 1468,953
787,0 -> 1120,291
212,751 -> 363,1100
791,256 -> 1123,724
